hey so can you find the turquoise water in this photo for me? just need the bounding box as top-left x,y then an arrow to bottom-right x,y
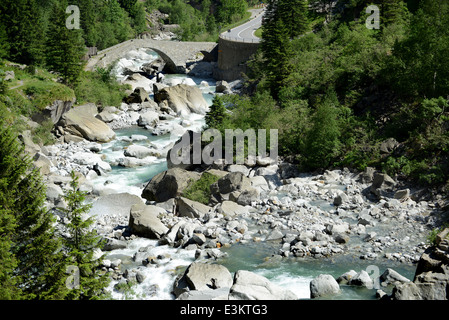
219,241 -> 416,300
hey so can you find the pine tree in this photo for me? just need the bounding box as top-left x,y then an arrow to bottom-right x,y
62,171 -> 109,300
0,117 -> 69,299
46,0 -> 86,85
205,95 -> 228,130
277,0 -> 310,38
261,1 -> 294,99
0,0 -> 46,65
304,92 -> 342,169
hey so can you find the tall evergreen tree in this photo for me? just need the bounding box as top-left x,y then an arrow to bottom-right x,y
62,171 -> 109,300
0,117 -> 69,299
45,0 -> 86,85
261,0 -> 294,99
0,0 -> 46,65
205,95 -> 228,130
277,0 -> 310,38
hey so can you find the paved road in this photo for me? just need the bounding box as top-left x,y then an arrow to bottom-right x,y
220,8 -> 264,43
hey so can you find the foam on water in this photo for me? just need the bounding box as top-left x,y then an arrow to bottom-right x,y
106,238 -> 196,300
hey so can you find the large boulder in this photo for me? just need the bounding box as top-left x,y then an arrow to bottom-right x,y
218,201 -> 249,217
229,270 -> 297,300
176,197 -> 212,219
370,173 -> 397,198
89,193 -> 144,219
211,172 -> 251,195
173,262 -> 233,297
126,87 -> 149,104
138,110 -> 159,127
124,145 -> 159,159
128,203 -> 168,239
141,168 -> 201,202
310,274 -> 340,299
58,103 -> 116,142
32,98 -> 76,125
154,84 -> 209,116
392,229 -> 449,300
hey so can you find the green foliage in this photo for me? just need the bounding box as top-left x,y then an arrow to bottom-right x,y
182,172 -> 220,205
62,171 -> 110,300
74,70 -> 130,107
0,117 -> 68,299
303,92 -> 342,170
205,95 -> 228,130
45,0 -> 86,86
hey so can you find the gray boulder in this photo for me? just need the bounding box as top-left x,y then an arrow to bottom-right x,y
310,274 -> 340,298
177,287 -> 230,300
126,87 -> 149,104
380,268 -> 410,287
176,197 -> 212,219
229,270 -> 297,300
89,193 -> 143,219
154,84 -> 209,116
124,145 -> 158,159
102,238 -> 127,251
211,172 -> 251,195
348,270 -> 374,288
141,168 -> 201,202
128,203 -> 168,239
218,201 -> 249,217
370,173 -> 397,198
138,110 -> 159,127
58,103 -> 116,142
173,262 -> 233,297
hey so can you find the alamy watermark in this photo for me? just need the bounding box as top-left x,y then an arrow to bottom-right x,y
366,5 -> 380,30
66,5 -> 80,30
65,265 -> 80,290
169,128 -> 279,166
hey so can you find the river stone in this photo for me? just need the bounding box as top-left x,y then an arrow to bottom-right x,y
58,103 -> 116,142
177,287 -> 230,300
237,188 -> 260,206
102,238 -> 127,251
348,270 -> 374,288
154,84 -> 209,116
89,193 -> 144,219
176,197 -> 211,219
212,172 -> 251,195
310,274 -> 340,298
218,201 -> 249,217
229,270 -> 298,300
370,173 -> 397,198
336,270 -> 358,285
380,268 -> 410,286
141,168 -> 201,202
138,110 -> 159,127
181,262 -> 233,293
129,203 -> 168,239
124,144 -> 158,159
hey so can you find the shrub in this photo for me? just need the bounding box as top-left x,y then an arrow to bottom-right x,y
182,172 -> 220,205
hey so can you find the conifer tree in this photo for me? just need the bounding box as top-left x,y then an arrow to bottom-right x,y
0,117 -> 69,299
0,0 -> 46,65
62,171 -> 109,300
261,1 -> 294,99
205,95 -> 228,130
46,0 -> 86,85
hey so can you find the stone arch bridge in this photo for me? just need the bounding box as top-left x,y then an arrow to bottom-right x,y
85,38 -> 218,74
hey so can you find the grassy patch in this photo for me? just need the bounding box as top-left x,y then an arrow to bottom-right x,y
2,63 -> 75,115
182,172 -> 220,205
74,69 -> 131,108
254,27 -> 263,38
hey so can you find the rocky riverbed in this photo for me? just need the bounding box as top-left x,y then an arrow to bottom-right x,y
26,48 -> 449,300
